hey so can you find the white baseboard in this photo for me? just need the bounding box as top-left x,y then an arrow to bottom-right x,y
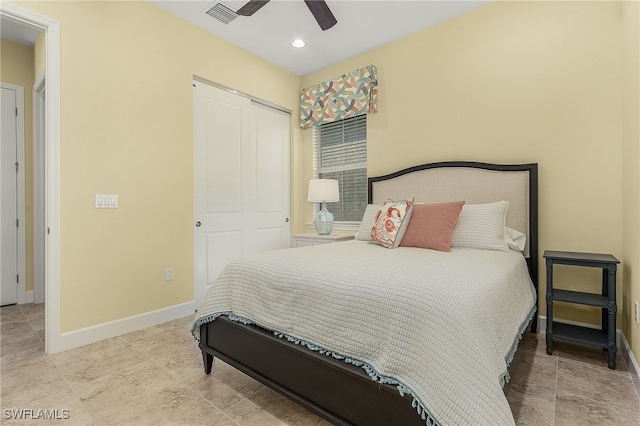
538,315 -> 601,330
53,301 -> 195,354
537,315 -> 621,346
537,315 -> 640,394
24,291 -> 33,304
620,332 -> 640,396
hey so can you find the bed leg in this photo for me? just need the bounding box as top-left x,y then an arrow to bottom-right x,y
530,310 -> 538,333
202,351 -> 214,374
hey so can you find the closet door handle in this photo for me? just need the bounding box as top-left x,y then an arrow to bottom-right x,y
195,221 -> 201,227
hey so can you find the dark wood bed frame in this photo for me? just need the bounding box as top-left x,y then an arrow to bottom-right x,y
199,161 -> 539,426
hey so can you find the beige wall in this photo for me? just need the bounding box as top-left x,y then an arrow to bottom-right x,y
622,0 -> 640,365
14,0 -> 301,332
12,0 -> 639,364
300,0 -> 631,350
1,38 -> 35,293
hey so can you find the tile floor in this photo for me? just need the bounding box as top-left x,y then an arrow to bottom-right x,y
1,303 -> 639,425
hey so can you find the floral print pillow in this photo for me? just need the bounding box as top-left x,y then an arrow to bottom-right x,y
369,198 -> 415,248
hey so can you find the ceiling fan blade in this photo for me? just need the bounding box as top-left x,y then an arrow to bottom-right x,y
236,0 -> 270,17
304,0 -> 337,31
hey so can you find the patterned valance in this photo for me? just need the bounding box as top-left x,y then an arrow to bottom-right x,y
300,65 -> 378,129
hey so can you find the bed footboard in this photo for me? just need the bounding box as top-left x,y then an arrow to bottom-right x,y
199,317 -> 425,426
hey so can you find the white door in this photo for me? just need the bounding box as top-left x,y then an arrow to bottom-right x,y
1,86 -> 19,306
193,81 -> 290,306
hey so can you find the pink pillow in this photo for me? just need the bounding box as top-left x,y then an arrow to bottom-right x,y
400,201 -> 465,252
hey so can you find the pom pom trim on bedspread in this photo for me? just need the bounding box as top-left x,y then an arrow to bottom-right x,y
191,304 -> 537,426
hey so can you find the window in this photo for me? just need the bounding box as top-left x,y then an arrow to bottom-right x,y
313,115 -> 367,223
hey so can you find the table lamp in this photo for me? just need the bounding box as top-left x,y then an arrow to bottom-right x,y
307,179 -> 340,235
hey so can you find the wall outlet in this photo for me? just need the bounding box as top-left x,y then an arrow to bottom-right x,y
165,268 -> 174,281
635,301 -> 639,325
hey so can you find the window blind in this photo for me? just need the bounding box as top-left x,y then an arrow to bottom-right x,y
313,115 -> 367,222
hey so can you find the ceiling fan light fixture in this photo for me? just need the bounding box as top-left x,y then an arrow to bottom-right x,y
292,39 -> 306,48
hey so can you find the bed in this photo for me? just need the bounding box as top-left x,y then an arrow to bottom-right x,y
192,161 -> 539,426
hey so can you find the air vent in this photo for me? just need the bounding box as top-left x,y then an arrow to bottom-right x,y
206,2 -> 238,24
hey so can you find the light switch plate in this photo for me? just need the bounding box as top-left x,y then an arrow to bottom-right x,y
96,194 -> 118,209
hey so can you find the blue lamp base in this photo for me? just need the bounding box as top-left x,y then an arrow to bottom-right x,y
315,203 -> 334,235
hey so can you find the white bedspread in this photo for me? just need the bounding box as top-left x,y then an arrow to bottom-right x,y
192,240 -> 537,426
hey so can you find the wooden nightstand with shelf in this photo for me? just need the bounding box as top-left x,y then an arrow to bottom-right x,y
292,233 -> 354,247
543,250 -> 619,369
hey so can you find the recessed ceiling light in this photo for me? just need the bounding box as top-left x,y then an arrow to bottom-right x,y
291,39 -> 306,48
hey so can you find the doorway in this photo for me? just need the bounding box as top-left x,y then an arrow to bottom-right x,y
1,3 -> 61,354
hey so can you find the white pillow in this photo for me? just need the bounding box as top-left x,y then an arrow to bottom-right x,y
504,226 -> 526,252
355,204 -> 381,241
451,201 -> 509,251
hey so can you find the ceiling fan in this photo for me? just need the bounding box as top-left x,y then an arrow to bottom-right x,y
236,0 -> 337,31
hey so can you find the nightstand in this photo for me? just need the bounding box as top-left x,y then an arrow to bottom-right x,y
292,233 -> 355,247
543,250 -> 619,369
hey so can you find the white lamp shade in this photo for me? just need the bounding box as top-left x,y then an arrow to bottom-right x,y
307,179 -> 340,203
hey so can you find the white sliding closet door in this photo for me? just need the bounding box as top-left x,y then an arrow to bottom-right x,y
193,81 -> 290,306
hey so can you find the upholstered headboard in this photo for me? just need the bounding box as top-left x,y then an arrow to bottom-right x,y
368,161 -> 538,321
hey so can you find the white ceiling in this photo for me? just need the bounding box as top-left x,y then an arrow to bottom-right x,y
150,0 -> 492,76
0,1 -> 491,75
